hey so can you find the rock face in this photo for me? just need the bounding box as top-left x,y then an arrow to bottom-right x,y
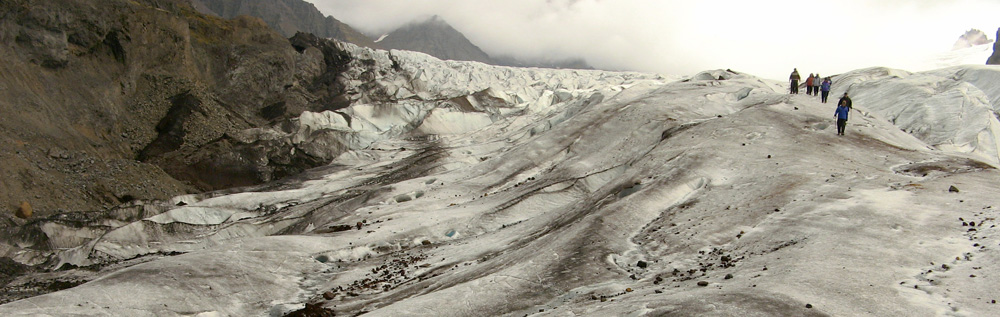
190,0 -> 379,49
953,28 -> 992,50
0,0 -> 376,216
988,28 -> 1000,65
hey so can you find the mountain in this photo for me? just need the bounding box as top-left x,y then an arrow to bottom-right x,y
190,0 -> 379,48
3,3 -> 1000,313
376,15 -> 594,69
952,28 -> 992,50
989,28 -> 1000,65
375,15 -> 494,64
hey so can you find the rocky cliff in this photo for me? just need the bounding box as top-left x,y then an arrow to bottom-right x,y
0,0 -> 389,219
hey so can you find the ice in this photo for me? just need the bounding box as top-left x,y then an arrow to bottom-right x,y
3,40 -> 1000,316
832,66 -> 1000,165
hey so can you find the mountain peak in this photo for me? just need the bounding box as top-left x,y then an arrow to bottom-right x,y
377,15 -> 493,64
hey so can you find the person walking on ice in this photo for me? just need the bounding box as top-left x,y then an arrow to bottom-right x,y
806,73 -> 815,95
789,68 -> 801,94
838,92 -> 852,110
834,99 -> 850,135
820,78 -> 831,103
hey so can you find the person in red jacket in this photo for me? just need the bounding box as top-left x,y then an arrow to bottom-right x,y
806,74 -> 815,95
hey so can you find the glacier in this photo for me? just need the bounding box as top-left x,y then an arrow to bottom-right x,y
2,40 -> 1000,316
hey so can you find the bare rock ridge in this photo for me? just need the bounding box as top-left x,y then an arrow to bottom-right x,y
190,0 -> 379,49
989,28 -> 1000,65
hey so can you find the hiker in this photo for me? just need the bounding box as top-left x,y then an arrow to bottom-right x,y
806,74 -> 815,95
812,74 -> 820,95
789,69 -> 801,94
838,92 -> 852,110
820,78 -> 832,103
834,100 -> 850,135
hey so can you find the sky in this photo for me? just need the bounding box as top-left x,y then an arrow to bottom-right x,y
306,0 -> 1000,80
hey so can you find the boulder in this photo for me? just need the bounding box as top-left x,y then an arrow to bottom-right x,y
15,201 -> 32,219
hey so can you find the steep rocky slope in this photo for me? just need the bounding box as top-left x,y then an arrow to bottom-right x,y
190,0 -> 379,49
0,0 -> 392,219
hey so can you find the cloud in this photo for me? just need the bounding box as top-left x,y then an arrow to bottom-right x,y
308,0 -> 1000,80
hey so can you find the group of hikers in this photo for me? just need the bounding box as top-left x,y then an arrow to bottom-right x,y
789,68 -> 853,136
788,68 -> 832,103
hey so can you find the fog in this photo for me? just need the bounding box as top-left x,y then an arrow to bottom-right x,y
307,0 -> 999,80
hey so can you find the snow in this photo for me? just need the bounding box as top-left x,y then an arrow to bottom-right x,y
3,40 -> 1000,316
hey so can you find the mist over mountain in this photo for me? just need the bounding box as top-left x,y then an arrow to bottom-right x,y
191,0 -> 378,48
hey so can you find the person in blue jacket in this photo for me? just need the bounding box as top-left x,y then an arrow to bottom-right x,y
834,100 -> 850,135
820,78 -> 832,103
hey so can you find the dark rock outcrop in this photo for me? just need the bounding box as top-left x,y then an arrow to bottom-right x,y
988,28 -> 1000,65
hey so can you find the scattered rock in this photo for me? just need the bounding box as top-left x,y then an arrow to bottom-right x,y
637,261 -> 648,268
949,185 -> 960,193
654,289 -> 663,294
625,288 -> 633,292
421,240 -> 432,246
724,273 -> 733,280
285,302 -> 336,317
322,291 -> 336,300
697,281 -> 709,287
15,201 -> 32,219
329,224 -> 352,232
806,303 -> 813,309
767,155 -> 772,159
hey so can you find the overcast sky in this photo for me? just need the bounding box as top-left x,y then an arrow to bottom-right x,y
307,0 -> 999,80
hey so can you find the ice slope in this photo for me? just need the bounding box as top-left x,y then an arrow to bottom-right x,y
2,44 -> 1000,316
829,65 -> 1000,166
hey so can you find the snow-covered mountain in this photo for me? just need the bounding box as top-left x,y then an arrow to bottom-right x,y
952,29 -> 992,51
3,33 -> 1000,316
